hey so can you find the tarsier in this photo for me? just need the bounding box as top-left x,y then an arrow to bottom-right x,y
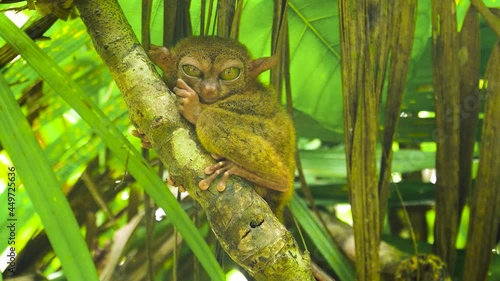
148,36 -> 296,219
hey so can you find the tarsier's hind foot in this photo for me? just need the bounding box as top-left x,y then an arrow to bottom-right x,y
199,160 -> 234,192
199,157 -> 289,193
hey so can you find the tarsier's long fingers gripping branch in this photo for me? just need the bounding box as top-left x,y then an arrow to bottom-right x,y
201,159 -> 288,192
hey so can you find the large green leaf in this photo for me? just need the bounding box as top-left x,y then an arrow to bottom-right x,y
287,1 -> 342,132
300,147 -> 435,184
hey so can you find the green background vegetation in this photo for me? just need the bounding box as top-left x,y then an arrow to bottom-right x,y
0,0 -> 499,280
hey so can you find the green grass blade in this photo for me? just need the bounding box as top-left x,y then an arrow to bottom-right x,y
0,76 -> 99,281
290,195 -> 355,281
0,14 -> 225,281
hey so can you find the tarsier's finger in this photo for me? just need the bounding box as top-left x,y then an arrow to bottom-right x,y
180,97 -> 194,106
140,140 -> 152,149
167,174 -> 176,186
131,129 -> 152,149
173,87 -> 189,98
205,162 -> 221,175
216,172 -> 230,192
199,172 -> 219,190
131,129 -> 144,138
205,161 -> 233,175
166,175 -> 186,192
176,78 -> 191,90
211,153 -> 224,160
200,163 -> 231,190
176,79 -> 198,97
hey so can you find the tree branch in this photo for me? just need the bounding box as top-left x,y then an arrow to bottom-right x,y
470,0 -> 500,37
319,213 -> 451,281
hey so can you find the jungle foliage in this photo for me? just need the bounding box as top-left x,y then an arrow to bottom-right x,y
0,0 -> 499,280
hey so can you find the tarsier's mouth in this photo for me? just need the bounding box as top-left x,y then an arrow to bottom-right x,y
200,97 -> 217,104
200,93 -> 219,104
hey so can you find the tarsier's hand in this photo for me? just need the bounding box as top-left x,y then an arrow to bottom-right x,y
174,79 -> 202,124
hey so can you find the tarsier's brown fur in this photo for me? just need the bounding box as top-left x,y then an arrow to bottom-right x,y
148,36 -> 295,219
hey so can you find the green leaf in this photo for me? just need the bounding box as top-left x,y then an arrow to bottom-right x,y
287,0 -> 342,132
300,147 -> 435,184
0,69 -> 99,281
290,195 -> 356,281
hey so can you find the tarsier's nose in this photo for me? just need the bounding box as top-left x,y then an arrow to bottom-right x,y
203,84 -> 217,96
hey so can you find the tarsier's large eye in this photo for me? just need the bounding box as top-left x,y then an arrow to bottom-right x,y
182,64 -> 202,78
219,67 -> 240,81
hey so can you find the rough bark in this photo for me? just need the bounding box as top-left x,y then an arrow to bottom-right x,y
338,0 -> 386,279
463,42 -> 500,281
431,0 -> 461,272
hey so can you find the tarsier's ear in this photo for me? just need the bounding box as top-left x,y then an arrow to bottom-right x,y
148,44 -> 174,73
249,55 -> 278,78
